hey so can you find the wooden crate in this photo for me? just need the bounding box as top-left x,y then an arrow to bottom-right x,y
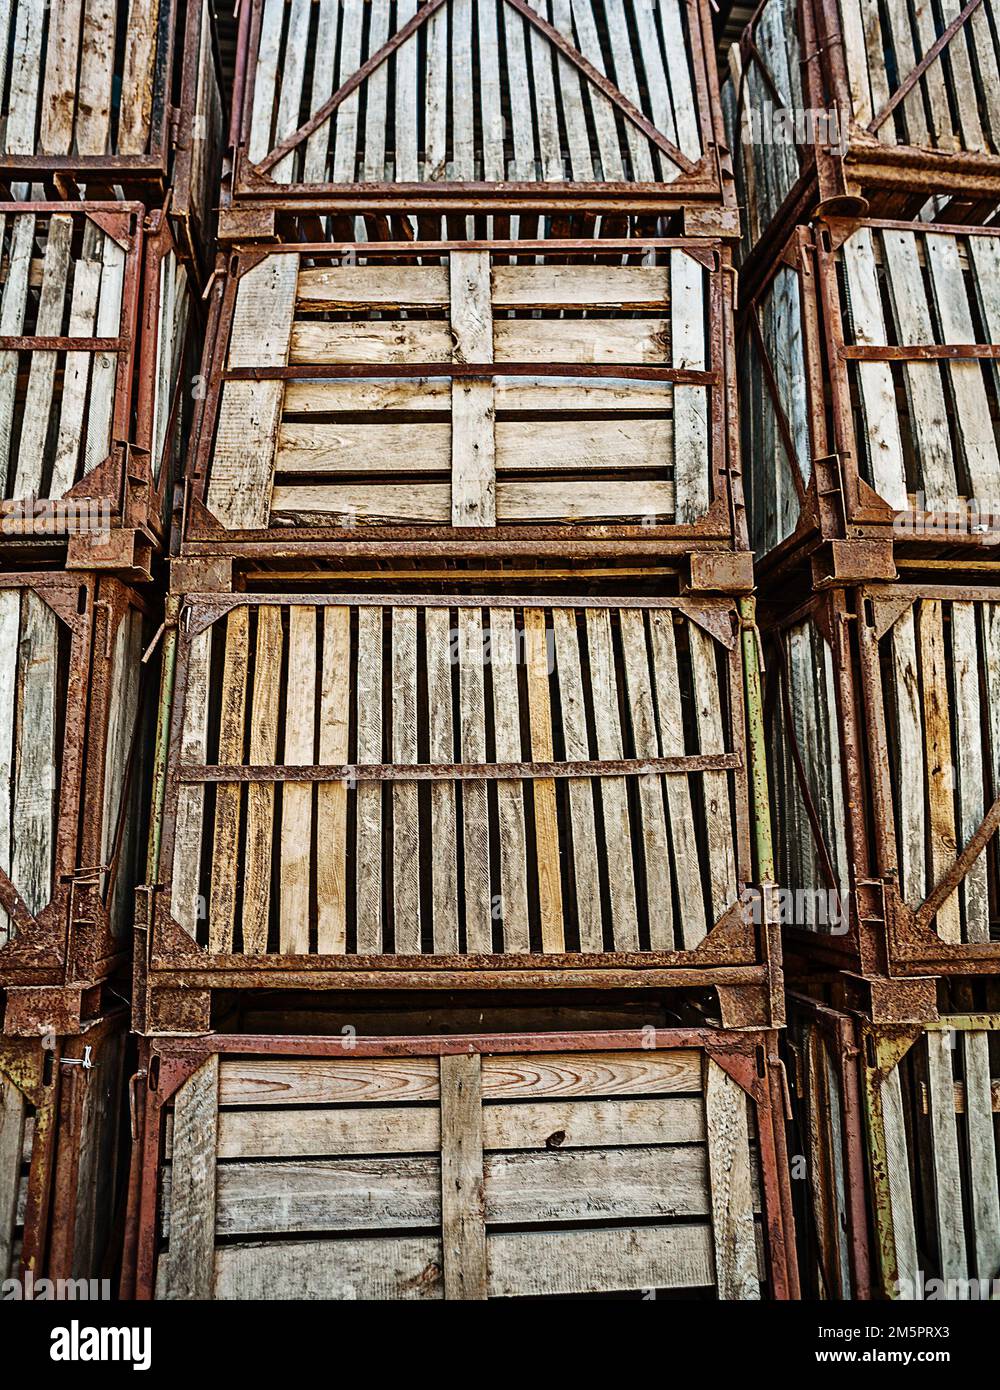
185,238 -> 744,555
0,204 -> 197,572
728,0 -> 1000,260
0,573 -> 154,997
0,0 -> 224,276
0,1011 -> 127,1284
742,218 -> 1000,570
789,993 -> 1000,1300
764,580 -> 1000,978
140,588 -> 781,1024
126,1028 -> 798,1300
229,0 -> 730,216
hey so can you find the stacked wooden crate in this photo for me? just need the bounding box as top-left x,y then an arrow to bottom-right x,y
0,2 -> 223,1285
124,0 -> 798,1301
731,0 -> 1000,1298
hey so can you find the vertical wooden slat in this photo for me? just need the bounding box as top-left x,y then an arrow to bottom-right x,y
332,0 -> 364,183
961,1029 -> 1000,1280
243,606 -> 282,954
489,609 -> 529,953
426,608 -> 459,953
303,0 -> 338,182
392,608 -> 422,954
208,254 -> 299,529
101,607 -> 143,937
6,0 -> 44,154
657,0 -> 701,158
0,1076 -> 26,1279
951,603 -> 988,943
553,608 -> 603,951
280,606 -> 316,954
0,215 -> 34,494
548,0 -> 597,180
75,0 -> 116,155
919,601 -> 960,943
440,1054 -> 487,1301
459,608 -> 492,953
49,256 -> 101,498
671,249 -> 708,523
83,229 -> 126,476
0,591 -> 18,943
502,2 -> 536,179
172,628 -> 211,937
209,609 -> 249,953
526,0 -> 564,179
477,0 -> 505,181
13,592 -> 57,917
925,1031 -> 969,1283
424,0 -> 449,179
248,0 -> 283,161
450,251 -> 496,527
600,1 -> 654,179
880,1064 -> 919,1296
585,609 -> 639,950
269,0 -> 310,182
316,606 -> 351,953
39,0 -> 84,155
524,609 -> 563,952
569,0 -> 623,177
395,0 -> 419,182
355,606 -> 383,953
888,609 -> 927,911
362,0 -> 391,181
451,0 -> 475,179
164,1057 -> 219,1301
705,1060 -> 759,1300
118,0 -> 161,154
620,610 -> 673,950
689,624 -> 736,926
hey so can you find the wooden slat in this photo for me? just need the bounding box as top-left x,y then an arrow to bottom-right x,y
489,609 -> 529,952
918,601 -> 961,943
277,422 -> 449,475
705,1059 -> 760,1299
297,266 -> 449,309
243,607 -> 282,954
480,1050 -> 703,1100
39,0 -> 84,155
281,376 -> 671,413
496,479 -> 674,522
450,251 -> 496,526
279,606 -> 315,954
689,624 -> 736,925
269,0 -> 310,182
13,591 -> 57,916
172,629 -> 211,937
425,608 -> 459,954
75,0 -> 116,154
526,0 -> 564,179
496,419 -> 673,471
332,0 -> 364,183
620,609 -> 673,950
163,1057 -> 219,1300
911,0 -> 955,148
0,1076 -> 25,1279
6,0 -> 44,154
960,1030 -> 1000,1280
0,215 -> 34,493
391,608 -> 421,954
49,255 -> 101,497
362,0 -> 391,181
491,265 -> 670,308
548,0 -> 595,180
881,1064 -> 919,1293
951,603 -> 988,943
209,255 -> 298,528
270,482 -> 450,524
316,607 -> 351,953
569,0 -> 623,178
219,1057 -> 441,1107
502,0 -> 536,179
601,0 -> 654,180
355,606 -> 383,953
0,591 -> 19,943
303,0 -> 338,182
888,609 -> 926,910
424,0 -> 448,178
459,608 -> 492,952
440,1054 -> 487,1300
83,229 -> 125,476
118,0 -> 160,153
248,0 -> 283,162
209,609 -> 248,953
658,0 -> 701,158
925,1031 -> 969,1282
477,0 -> 504,182
552,609 -> 603,952
524,609 -> 563,952
213,1235 -> 443,1300
487,1224 -> 715,1297
650,611 -> 707,947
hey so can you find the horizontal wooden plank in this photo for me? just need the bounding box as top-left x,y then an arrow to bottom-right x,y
290,321 -> 452,364
282,377 -> 672,414
275,420 -> 671,476
187,1095 -> 705,1159
296,266 -> 449,309
211,1235 -> 444,1299
496,480 -> 674,521
270,482 -> 450,522
290,320 -> 671,365
480,1052 -> 703,1099
487,1223 -> 716,1296
217,1058 -> 440,1106
491,265 -> 670,308
162,1143 -> 714,1235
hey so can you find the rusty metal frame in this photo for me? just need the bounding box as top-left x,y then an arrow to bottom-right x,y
0,573 -> 155,992
135,589 -> 786,1024
786,993 -> 872,1300
227,0 -> 733,212
122,1025 -> 798,1301
181,237 -> 747,557
0,0 -> 222,275
0,1031 -> 60,1280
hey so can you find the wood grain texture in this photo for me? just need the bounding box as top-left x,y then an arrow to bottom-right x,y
163,1056 -> 219,1300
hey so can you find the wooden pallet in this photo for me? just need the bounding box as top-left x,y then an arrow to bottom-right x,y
729,0 -> 1000,256
792,995 -> 1000,1300
0,573 -> 153,990
189,240 -> 737,545
232,0 -> 722,205
0,1013 -> 126,1283
0,204 -> 194,562
0,0 -> 224,267
132,1029 -> 797,1300
154,592 -> 755,971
